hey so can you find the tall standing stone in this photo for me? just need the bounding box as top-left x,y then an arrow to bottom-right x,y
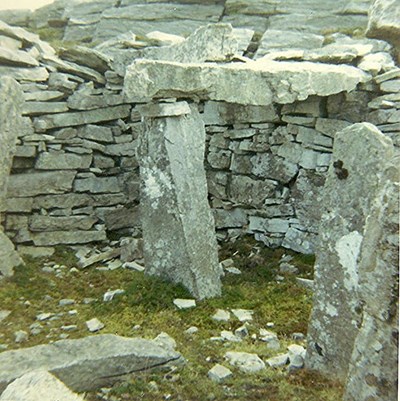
305,123 -> 394,380
137,101 -> 221,299
0,77 -> 24,279
344,156 -> 399,401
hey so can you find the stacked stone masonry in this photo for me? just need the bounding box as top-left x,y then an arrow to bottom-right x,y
0,14 -> 399,256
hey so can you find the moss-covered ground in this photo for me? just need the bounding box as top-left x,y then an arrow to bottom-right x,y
0,236 -> 343,400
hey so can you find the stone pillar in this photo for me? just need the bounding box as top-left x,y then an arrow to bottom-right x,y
0,77 -> 24,279
305,123 -> 394,380
344,156 -> 399,401
137,101 -> 221,299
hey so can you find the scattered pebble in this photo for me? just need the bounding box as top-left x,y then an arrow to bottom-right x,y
225,267 -> 242,275
83,298 -> 96,304
68,309 -> 78,315
36,313 -> 53,321
59,334 -> 69,339
0,310 -> 11,323
132,324 -> 141,331
231,309 -> 253,322
220,258 -> 234,269
23,300 -> 31,307
123,261 -> 145,272
173,298 -> 196,309
103,289 -> 125,302
14,330 -> 28,343
61,325 -> 78,331
212,309 -> 230,322
69,267 -> 79,274
287,344 -> 306,370
220,330 -> 242,342
148,381 -> 159,391
154,332 -> 177,350
266,353 -> 289,368
185,326 -> 199,335
86,318 -> 105,332
224,351 -> 265,373
234,325 -> 249,338
292,332 -> 305,341
107,259 -> 122,270
279,263 -> 298,274
266,322 -> 275,328
30,322 -> 43,336
208,364 -> 233,383
296,277 -> 314,290
59,299 -> 75,307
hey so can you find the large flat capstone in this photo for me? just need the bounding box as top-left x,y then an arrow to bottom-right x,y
0,334 -> 183,394
138,101 -> 221,299
305,123 -> 394,380
124,59 -> 369,106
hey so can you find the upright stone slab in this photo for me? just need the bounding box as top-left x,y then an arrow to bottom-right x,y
0,77 -> 24,279
305,123 -> 394,380
137,101 -> 221,299
344,156 -> 399,401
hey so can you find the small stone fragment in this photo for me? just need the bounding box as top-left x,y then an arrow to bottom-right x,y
185,326 -> 199,335
231,309 -> 254,322
208,364 -> 233,383
103,289 -> 125,302
14,330 -> 28,343
59,299 -> 75,307
212,309 -> 231,322
234,325 -> 249,338
36,313 -> 53,321
86,318 -> 104,332
61,325 -> 78,332
173,299 -> 196,309
0,310 -> 11,323
225,351 -> 266,373
154,332 -> 177,350
123,261 -> 145,271
266,353 -> 289,368
220,330 -> 242,342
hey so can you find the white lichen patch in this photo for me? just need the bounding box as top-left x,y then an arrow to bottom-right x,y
335,231 -> 363,292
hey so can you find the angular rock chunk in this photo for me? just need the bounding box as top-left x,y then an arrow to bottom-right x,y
0,334 -> 183,393
125,59 -> 369,106
138,102 -> 221,299
0,370 -> 84,401
0,46 -> 39,67
305,123 -> 394,380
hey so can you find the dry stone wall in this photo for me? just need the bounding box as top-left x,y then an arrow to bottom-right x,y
0,17 -> 399,257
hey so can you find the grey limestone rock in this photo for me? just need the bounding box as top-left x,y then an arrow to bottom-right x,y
125,59 -> 369,106
344,156 -> 399,401
0,334 -> 183,394
208,364 -> 233,383
367,0 -> 400,58
0,77 -> 25,278
305,123 -> 394,381
138,102 -> 221,299
224,351 -> 265,373
0,370 -> 84,401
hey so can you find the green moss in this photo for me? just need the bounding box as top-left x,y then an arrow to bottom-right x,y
0,238 -> 342,401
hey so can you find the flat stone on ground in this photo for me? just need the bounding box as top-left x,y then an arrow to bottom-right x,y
208,364 -> 233,383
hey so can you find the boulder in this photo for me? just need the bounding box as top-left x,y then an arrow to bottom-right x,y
305,123 -> 394,380
0,334 -> 183,394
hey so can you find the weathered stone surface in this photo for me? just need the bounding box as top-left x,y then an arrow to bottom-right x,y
250,153 -> 298,183
0,66 -> 49,82
0,77 -> 25,278
0,46 -> 39,67
36,152 -> 92,170
94,3 -> 223,40
256,30 -> 324,59
139,102 -> 221,299
7,171 -> 76,198
22,101 -> 69,116
366,0 -> 400,54
224,351 -> 265,373
0,334 -> 183,393
305,123 -> 394,380
31,231 -> 106,246
0,370 -> 84,401
124,59 -> 369,106
230,175 -> 277,207
203,101 -> 279,125
344,156 -> 399,401
142,23 -> 238,63
58,46 -> 111,73
74,176 -> 120,194
29,216 -> 98,232
34,105 -> 131,131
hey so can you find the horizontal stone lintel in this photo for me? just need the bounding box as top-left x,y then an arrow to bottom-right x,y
124,59 -> 370,106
